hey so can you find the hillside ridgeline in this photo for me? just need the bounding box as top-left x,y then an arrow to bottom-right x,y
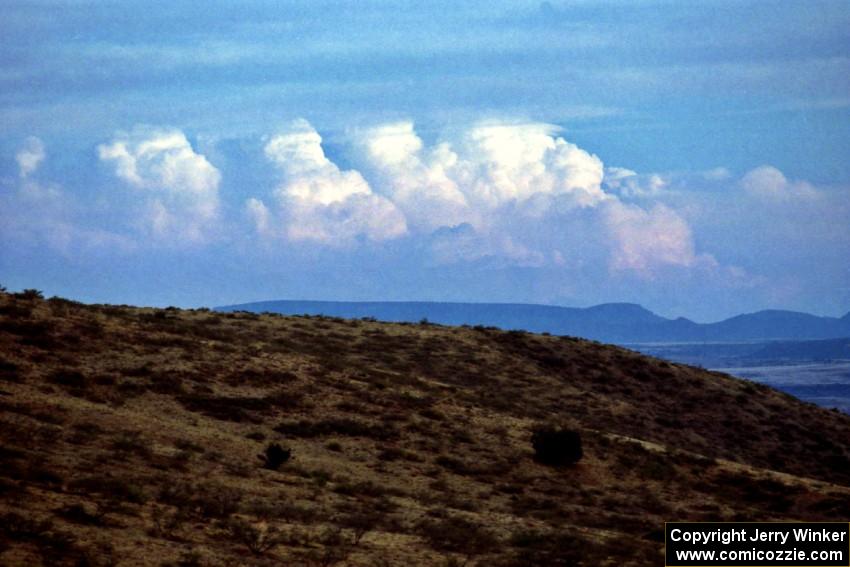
1,291 -> 849,566
220,300 -> 850,342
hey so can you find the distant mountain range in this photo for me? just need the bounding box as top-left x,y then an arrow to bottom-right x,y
217,300 -> 850,343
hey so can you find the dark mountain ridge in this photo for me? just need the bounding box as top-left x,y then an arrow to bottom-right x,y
219,300 -> 850,343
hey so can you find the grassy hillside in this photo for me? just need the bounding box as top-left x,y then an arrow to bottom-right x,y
1,290 -> 849,566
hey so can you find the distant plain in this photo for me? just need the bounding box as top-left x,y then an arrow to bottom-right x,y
627,341 -> 850,414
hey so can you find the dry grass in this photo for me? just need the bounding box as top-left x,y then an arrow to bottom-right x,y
0,291 -> 849,566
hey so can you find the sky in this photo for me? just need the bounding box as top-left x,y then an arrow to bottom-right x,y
1,0 -> 849,322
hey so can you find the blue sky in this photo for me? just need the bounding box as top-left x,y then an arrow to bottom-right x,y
1,0 -> 848,322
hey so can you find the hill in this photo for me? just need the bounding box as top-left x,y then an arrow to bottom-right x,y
219,300 -> 850,342
1,290 -> 850,566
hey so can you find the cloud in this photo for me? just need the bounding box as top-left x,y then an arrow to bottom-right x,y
602,164 -> 850,293
245,197 -> 272,237
603,166 -> 667,198
363,121 -> 610,220
241,118 -> 728,279
359,122 -> 472,231
256,119 -> 407,244
6,139 -> 77,251
359,120 -> 611,231
98,126 -> 221,243
264,119 -> 372,205
740,165 -> 819,200
354,119 -> 623,269
428,223 -> 547,268
604,201 -> 715,278
352,120 -> 725,277
458,122 -> 608,209
6,179 -> 73,252
15,136 -> 45,178
701,167 -> 732,181
1,158 -> 135,256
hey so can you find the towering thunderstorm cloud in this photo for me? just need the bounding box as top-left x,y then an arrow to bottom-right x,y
98,127 -> 221,243
252,119 -> 406,244
245,118 -> 709,278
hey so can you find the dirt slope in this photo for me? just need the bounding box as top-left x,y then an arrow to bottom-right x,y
1,291 -> 848,566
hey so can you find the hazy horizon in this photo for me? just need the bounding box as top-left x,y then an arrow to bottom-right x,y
2,1 -> 849,322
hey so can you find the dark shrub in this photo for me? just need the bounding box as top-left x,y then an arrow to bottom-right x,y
110,431 -> 152,458
0,358 -> 21,383
68,475 -> 148,505
56,503 -> 105,526
48,370 -> 88,390
158,481 -> 241,519
536,354 -> 567,369
332,479 -> 399,499
531,426 -> 583,466
4,319 -> 57,349
306,526 -> 352,566
0,301 -> 33,319
417,515 -> 496,557
177,394 -> 268,423
174,438 -> 204,453
435,455 -> 472,475
18,289 -> 44,301
226,517 -> 282,556
339,510 -> 382,545
0,512 -> 80,563
274,418 -> 398,440
505,529 -> 587,566
259,443 -> 291,470
149,504 -> 188,540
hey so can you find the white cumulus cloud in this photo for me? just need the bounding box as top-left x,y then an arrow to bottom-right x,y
243,118 -> 724,278
2,156 -> 135,255
245,197 -> 272,237
355,120 -> 726,276
359,121 -> 609,231
256,119 -> 407,244
740,165 -> 819,200
98,126 -> 221,243
360,121 -> 472,231
604,201 -> 715,278
16,136 -> 46,178
428,223 -> 547,267
603,166 -> 667,198
457,122 -> 607,209
356,120 -> 618,265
